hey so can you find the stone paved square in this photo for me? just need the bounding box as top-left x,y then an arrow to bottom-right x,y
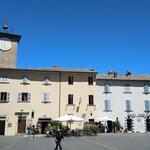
0,133 -> 150,150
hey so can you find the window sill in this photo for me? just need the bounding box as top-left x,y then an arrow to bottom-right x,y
87,104 -> 96,107
43,83 -> 51,85
0,82 -> 9,84
103,92 -> 112,94
103,110 -> 112,112
143,92 -> 150,95
21,82 -> 30,85
125,110 -> 133,112
42,101 -> 51,103
144,110 -> 150,113
123,92 -> 132,94
66,104 -> 75,106
17,101 -> 30,103
0,101 -> 9,103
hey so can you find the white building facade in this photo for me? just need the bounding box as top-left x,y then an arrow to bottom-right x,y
96,73 -> 150,133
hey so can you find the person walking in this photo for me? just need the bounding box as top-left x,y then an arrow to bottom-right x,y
54,128 -> 64,150
32,125 -> 36,139
27,125 -> 32,139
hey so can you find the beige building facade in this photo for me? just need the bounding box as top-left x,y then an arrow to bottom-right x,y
0,68 -> 97,135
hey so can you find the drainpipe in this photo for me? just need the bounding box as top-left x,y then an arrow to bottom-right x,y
58,72 -> 62,117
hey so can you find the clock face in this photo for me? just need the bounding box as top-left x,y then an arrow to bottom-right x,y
0,38 -> 12,51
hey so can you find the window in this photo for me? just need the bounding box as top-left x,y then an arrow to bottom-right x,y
43,77 -> 51,85
145,100 -> 150,112
125,100 -> 132,112
0,92 -> 10,102
144,84 -> 149,94
68,76 -> 73,85
22,76 -> 30,85
68,94 -> 73,105
124,84 -> 131,93
43,92 -> 50,103
88,77 -> 93,85
89,95 -> 94,105
0,76 -> 8,83
104,84 -> 111,93
18,93 -> 31,102
104,100 -> 111,111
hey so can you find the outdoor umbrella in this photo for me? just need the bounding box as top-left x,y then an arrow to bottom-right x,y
54,114 -> 84,129
96,117 -> 114,122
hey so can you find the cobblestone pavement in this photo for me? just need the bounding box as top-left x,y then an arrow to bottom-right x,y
0,133 -> 150,150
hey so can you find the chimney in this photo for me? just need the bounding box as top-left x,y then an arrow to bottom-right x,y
126,71 -> 131,77
113,71 -> 118,78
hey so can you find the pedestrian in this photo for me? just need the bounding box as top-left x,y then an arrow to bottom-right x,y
54,128 -> 64,150
32,125 -> 36,139
27,124 -> 32,139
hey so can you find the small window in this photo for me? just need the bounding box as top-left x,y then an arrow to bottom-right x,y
145,100 -> 150,112
88,77 -> 93,85
43,77 -> 51,85
68,94 -> 73,105
144,84 -> 149,94
22,76 -> 30,85
104,100 -> 111,111
18,93 -> 31,102
124,84 -> 131,93
89,95 -> 94,105
0,76 -> 8,83
43,92 -> 50,103
125,100 -> 132,112
104,84 -> 111,93
0,92 -> 10,102
68,76 -> 73,85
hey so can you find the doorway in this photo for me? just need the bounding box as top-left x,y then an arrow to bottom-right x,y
146,116 -> 150,132
37,118 -> 52,134
17,117 -> 26,133
0,119 -> 5,135
127,117 -> 132,131
107,121 -> 113,132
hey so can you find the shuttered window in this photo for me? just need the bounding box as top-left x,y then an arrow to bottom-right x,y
104,84 -> 111,93
104,100 -> 111,111
145,100 -> 150,112
126,100 -> 132,112
144,84 -> 149,94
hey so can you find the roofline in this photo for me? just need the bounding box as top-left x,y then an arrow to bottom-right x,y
0,68 -> 98,74
96,74 -> 150,81
0,32 -> 21,42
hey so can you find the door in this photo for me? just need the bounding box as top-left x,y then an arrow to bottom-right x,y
127,118 -> 132,131
107,121 -> 113,132
17,117 -> 26,133
0,120 -> 5,135
146,117 -> 150,132
41,122 -> 48,134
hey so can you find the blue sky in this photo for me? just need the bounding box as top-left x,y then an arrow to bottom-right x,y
0,0 -> 150,74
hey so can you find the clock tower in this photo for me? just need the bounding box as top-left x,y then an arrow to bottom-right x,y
0,21 -> 21,68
